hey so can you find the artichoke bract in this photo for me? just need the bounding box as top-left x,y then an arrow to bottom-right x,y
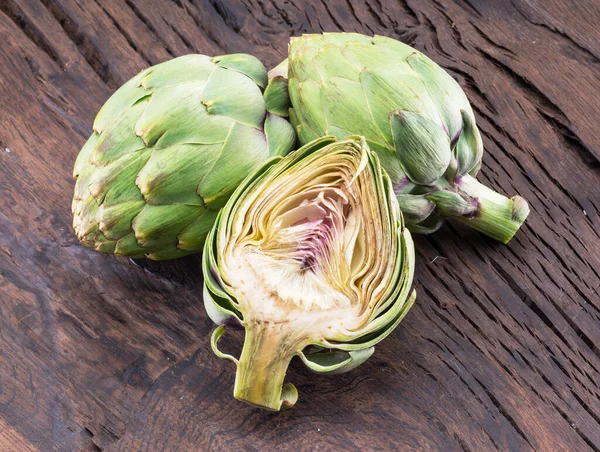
203,136 -> 416,410
284,33 -> 529,243
72,54 -> 295,260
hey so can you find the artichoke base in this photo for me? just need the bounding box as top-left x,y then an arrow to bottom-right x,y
454,175 -> 530,244
233,319 -> 306,410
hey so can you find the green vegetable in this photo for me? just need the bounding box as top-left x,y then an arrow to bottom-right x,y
203,136 -> 416,410
72,54 -> 295,260
284,32 -> 529,243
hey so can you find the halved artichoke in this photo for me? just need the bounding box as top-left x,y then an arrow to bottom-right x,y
203,136 -> 416,410
72,54 -> 295,260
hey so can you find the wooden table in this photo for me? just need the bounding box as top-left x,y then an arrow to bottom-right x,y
1,0 -> 599,450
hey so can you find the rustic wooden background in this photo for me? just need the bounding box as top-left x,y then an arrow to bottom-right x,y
1,0 -> 599,450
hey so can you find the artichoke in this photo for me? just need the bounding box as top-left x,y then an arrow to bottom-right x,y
283,33 -> 529,243
72,54 -> 295,260
203,136 -> 416,410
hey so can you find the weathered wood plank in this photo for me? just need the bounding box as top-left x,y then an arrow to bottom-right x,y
0,418 -> 38,452
0,0 -> 598,450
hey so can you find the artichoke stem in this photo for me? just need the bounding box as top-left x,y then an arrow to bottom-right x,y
234,320 -> 299,411
455,175 -> 530,244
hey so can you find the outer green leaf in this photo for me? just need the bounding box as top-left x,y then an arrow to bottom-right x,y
213,54 -> 268,89
198,122 -> 268,208
299,348 -> 374,375
264,76 -> 291,117
131,204 -> 203,249
390,110 -> 451,185
136,143 -> 222,206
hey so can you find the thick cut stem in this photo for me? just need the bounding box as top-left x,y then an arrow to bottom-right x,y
453,175 -> 529,243
234,321 -> 300,410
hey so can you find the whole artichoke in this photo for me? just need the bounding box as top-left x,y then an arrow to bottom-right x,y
72,54 -> 295,260
203,136 -> 416,410
284,33 -> 529,243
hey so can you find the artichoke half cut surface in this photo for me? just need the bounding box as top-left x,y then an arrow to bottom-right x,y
72,54 -> 295,260
284,32 -> 529,243
203,136 -> 416,410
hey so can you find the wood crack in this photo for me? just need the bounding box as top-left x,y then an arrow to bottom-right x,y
472,376 -> 535,449
94,1 -> 153,67
37,0 -> 117,88
124,0 -> 176,58
0,1 -> 63,69
476,46 -> 600,164
511,0 -> 600,63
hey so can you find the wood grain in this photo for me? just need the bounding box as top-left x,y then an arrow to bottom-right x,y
0,0 -> 598,450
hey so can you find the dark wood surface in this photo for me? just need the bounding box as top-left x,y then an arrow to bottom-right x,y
1,0 -> 599,450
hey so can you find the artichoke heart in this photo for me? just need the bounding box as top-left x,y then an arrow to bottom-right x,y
72,54 -> 295,260
203,136 -> 416,410
285,32 -> 529,243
